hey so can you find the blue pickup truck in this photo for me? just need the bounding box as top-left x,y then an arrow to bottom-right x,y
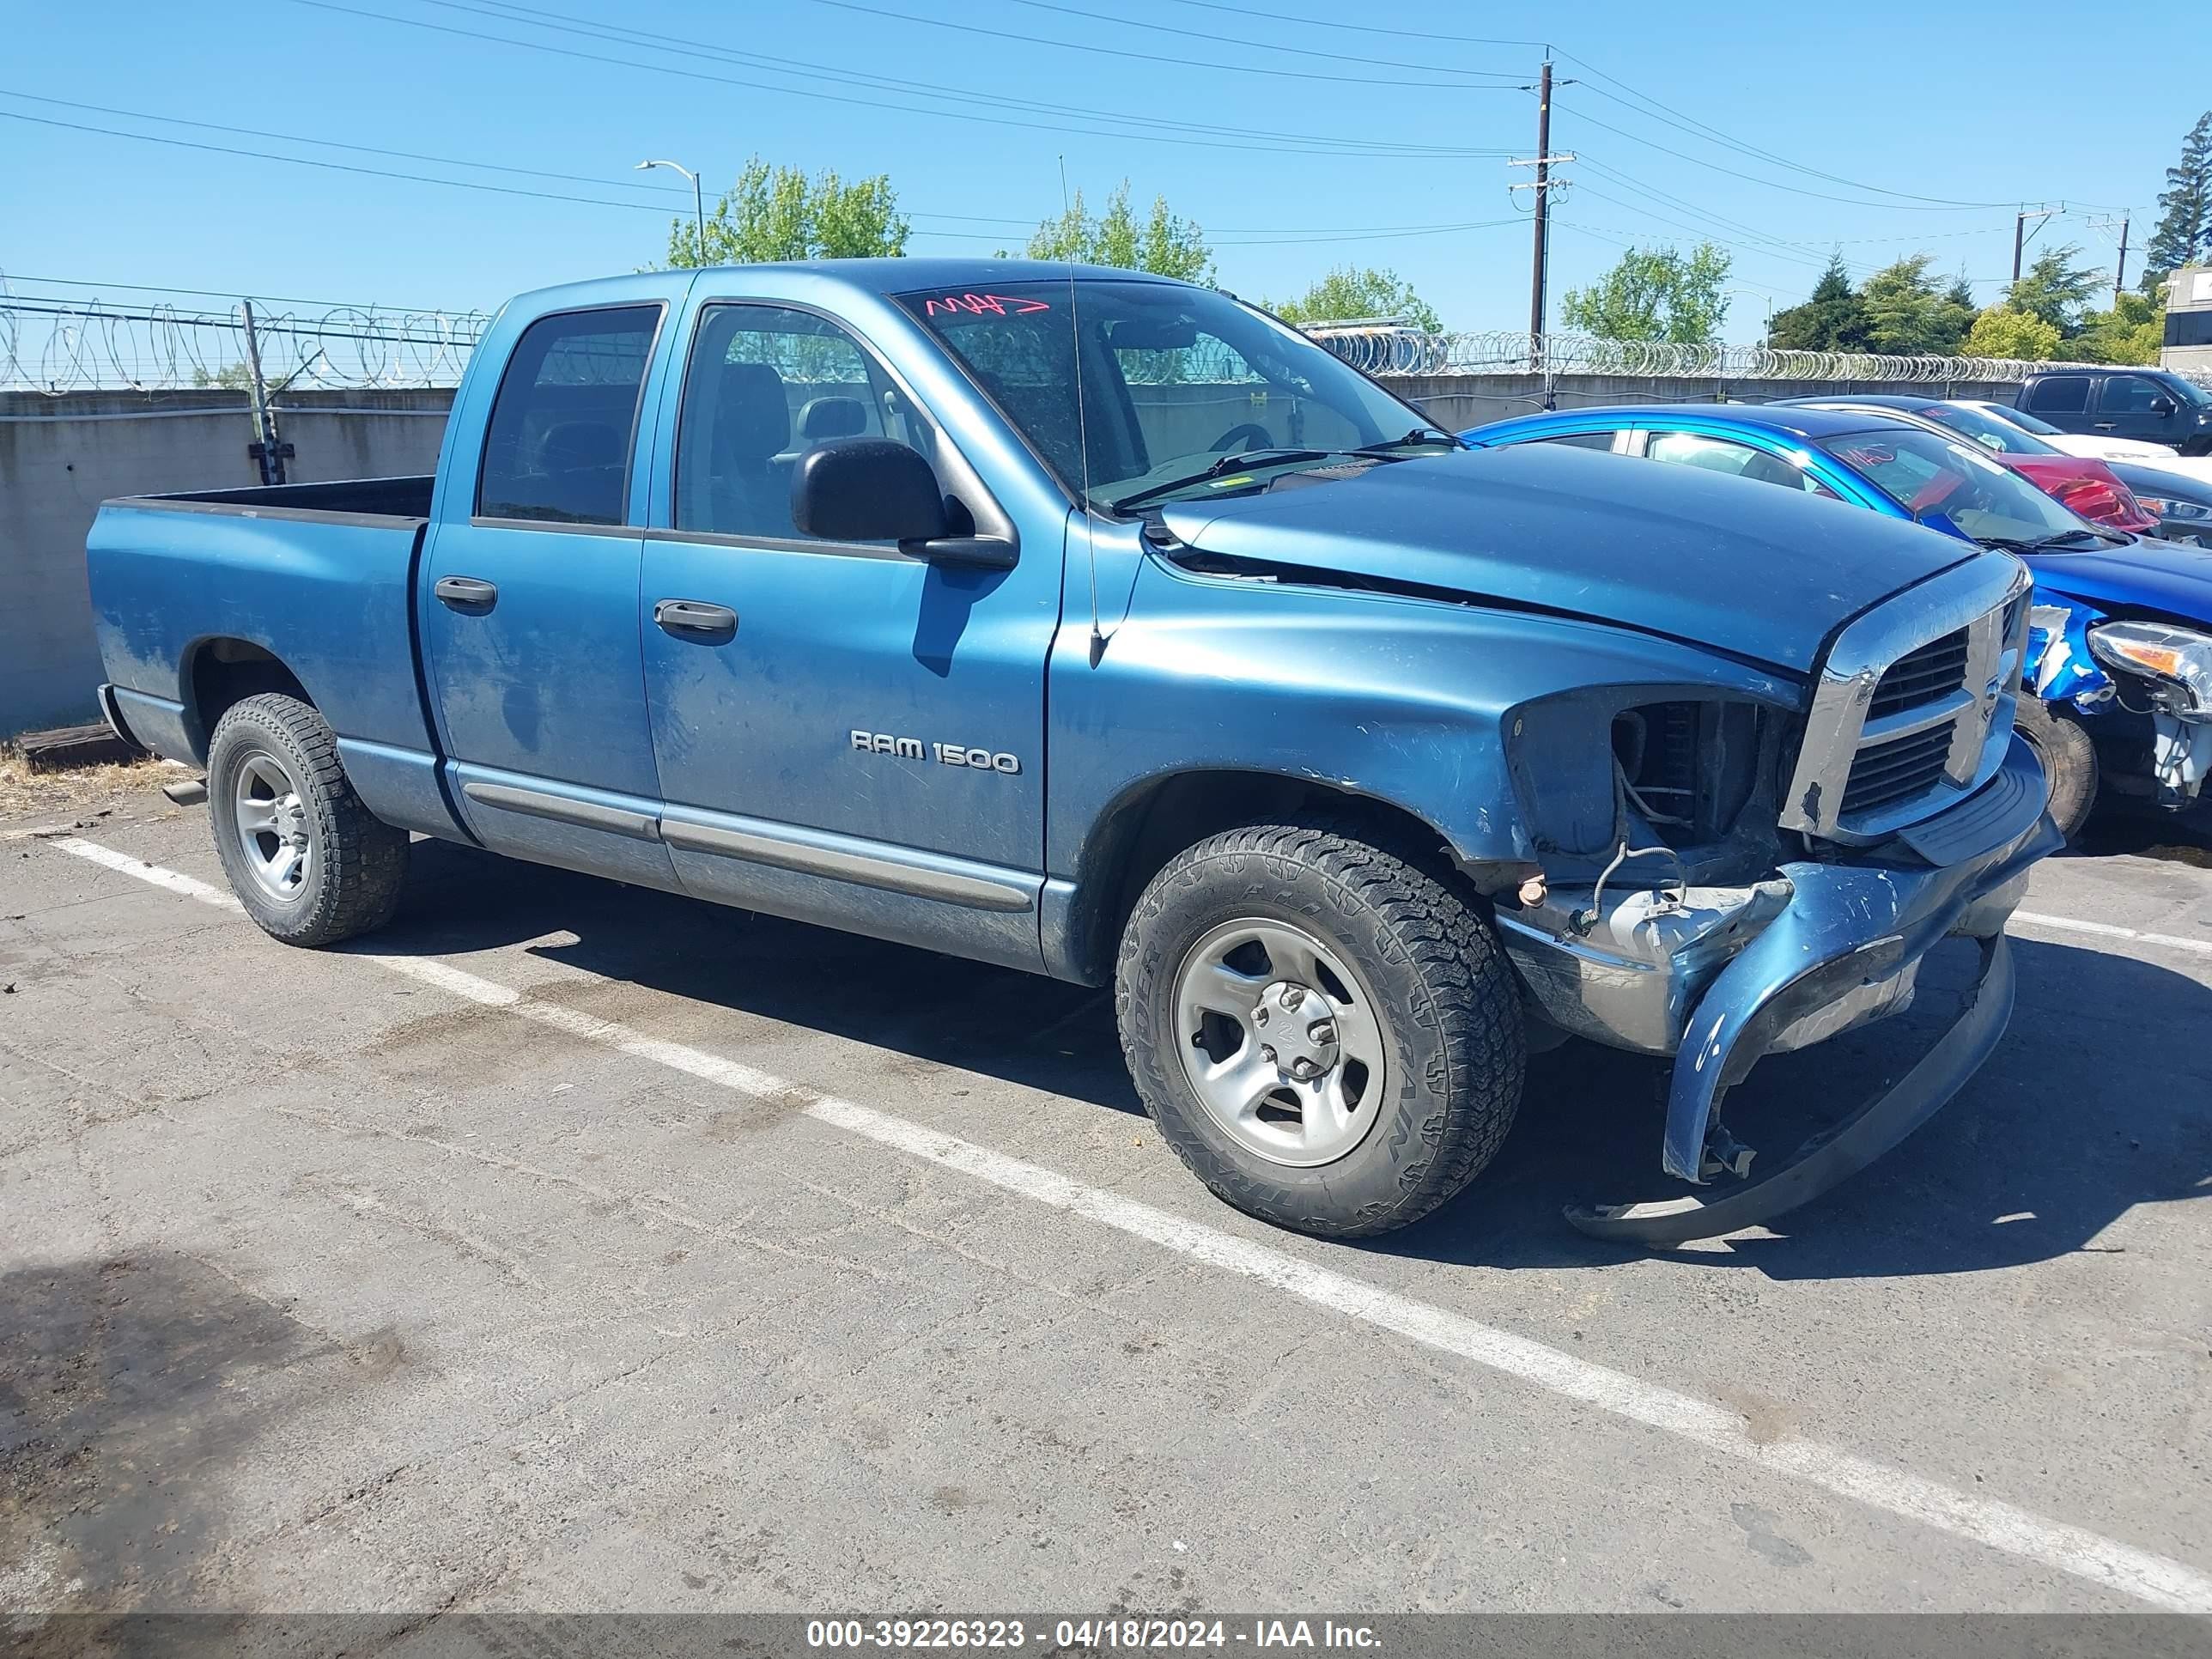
86,259 -> 2057,1244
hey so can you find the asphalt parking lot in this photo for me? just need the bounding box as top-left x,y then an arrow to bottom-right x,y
3,774 -> 2210,1619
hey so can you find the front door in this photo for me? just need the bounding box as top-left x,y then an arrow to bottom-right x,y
420,301 -> 678,890
636,300 -> 1062,969
2094,373 -> 2183,447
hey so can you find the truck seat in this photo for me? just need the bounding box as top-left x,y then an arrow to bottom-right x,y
702,362 -> 794,538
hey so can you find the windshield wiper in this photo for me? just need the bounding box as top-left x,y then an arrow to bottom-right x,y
1978,528 -> 2124,553
1109,448 -> 1336,513
1352,428 -> 1459,455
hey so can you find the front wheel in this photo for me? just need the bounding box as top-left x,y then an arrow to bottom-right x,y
207,692 -> 409,945
2014,697 -> 2098,842
1115,823 -> 1525,1237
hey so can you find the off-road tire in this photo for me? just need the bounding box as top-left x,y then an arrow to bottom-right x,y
2014,696 -> 2098,842
1115,822 -> 1525,1237
207,692 -> 409,946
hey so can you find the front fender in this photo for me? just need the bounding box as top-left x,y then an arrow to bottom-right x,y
1046,552 -> 1803,884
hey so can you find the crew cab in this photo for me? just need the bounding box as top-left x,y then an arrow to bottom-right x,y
2016,368 -> 2212,457
86,260 -> 2057,1245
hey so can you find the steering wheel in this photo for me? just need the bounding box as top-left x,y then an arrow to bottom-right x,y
1208,422 -> 1275,453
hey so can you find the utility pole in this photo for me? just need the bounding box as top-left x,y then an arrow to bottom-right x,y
1509,58 -> 1575,375
2088,213 -> 2132,302
1528,58 -> 1553,344
238,300 -> 292,487
2011,204 -> 2059,284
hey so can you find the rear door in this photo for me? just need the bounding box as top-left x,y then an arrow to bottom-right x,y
420,300 -> 680,889
2022,374 -> 2093,431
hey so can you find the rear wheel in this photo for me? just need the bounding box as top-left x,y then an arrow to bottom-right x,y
1115,822 -> 1524,1237
2014,696 -> 2098,842
207,693 -> 408,945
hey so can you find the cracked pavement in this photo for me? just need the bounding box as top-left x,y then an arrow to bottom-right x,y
3,777 -> 2209,1617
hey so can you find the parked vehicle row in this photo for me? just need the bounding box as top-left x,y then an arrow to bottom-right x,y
87,259 -> 2054,1249
1463,399 -> 2212,840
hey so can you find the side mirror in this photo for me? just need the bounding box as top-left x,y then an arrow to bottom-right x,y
787,439 -> 1014,568
791,438 -> 948,542
2150,396 -> 2177,417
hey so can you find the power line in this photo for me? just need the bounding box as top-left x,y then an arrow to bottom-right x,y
871,0 -> 1530,82
1156,0 -> 1543,49
293,0 -> 1510,160
1553,96 -> 2039,213
800,0 -> 1525,92
1553,61 -> 2023,210
437,0 -> 1507,153
0,273 -> 476,313
0,109 -> 684,214
0,107 -> 1522,253
0,89 -> 691,199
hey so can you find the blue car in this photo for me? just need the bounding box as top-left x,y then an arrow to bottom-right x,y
1465,404 -> 2212,839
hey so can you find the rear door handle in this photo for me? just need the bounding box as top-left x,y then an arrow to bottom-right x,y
434,574 -> 499,611
654,599 -> 738,639
2092,422 -> 2118,430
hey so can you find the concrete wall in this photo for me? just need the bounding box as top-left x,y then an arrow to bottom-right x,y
0,388 -> 452,735
0,368 -> 2020,738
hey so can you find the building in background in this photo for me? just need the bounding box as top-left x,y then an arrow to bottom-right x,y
2168,266 -> 2212,377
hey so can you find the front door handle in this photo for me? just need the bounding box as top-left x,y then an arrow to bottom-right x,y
654,599 -> 738,640
2092,422 -> 2118,431
434,574 -> 499,611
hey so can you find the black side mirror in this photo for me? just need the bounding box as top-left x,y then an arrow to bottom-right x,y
2150,396 -> 2177,417
788,439 -> 1015,568
791,439 -> 947,542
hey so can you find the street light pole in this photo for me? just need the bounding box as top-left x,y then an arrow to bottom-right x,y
637,159 -> 706,260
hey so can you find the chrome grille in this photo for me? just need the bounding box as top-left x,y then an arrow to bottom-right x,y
1843,726 -> 1955,813
1778,557 -> 2033,845
1866,628 -> 1970,720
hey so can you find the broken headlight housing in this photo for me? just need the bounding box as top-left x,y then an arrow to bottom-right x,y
2087,621 -> 2212,710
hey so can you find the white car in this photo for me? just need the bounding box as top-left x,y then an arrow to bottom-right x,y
1951,398 -> 2179,461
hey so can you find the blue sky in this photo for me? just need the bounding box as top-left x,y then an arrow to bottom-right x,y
3,0 -> 2207,336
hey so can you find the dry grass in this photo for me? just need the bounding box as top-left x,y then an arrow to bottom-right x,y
0,747 -> 171,821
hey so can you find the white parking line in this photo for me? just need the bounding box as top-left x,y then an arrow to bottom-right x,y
45,836 -> 2212,1613
2011,909 -> 2212,962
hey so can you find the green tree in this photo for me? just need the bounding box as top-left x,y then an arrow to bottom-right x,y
2006,246 -> 2101,336
666,157 -> 909,267
1768,253 -> 1871,352
1266,266 -> 1443,332
1859,254 -> 1973,355
1963,306 -> 2061,361
1558,242 -> 1732,343
1018,181 -> 1213,282
2074,283 -> 2167,365
2144,110 -> 2212,289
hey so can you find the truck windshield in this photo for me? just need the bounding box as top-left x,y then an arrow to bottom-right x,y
896,280 -> 1451,514
1818,427 -> 2098,548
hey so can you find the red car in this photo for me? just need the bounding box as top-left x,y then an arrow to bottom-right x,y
1781,396 -> 2160,533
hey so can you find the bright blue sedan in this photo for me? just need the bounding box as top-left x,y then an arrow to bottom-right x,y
1465,404 -> 2212,839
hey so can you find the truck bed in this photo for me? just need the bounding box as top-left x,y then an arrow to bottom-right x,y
87,476 -> 446,823
123,474 -> 435,522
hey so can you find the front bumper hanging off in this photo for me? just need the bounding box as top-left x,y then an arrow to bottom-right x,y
1508,738 -> 2060,1246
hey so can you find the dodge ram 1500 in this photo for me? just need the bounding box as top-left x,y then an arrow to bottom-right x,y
87,259 -> 2058,1243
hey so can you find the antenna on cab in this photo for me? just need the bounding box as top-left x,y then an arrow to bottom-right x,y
1058,155 -> 1106,666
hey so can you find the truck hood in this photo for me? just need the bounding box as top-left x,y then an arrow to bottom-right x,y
1157,445 -> 1977,675
2026,536 -> 2212,623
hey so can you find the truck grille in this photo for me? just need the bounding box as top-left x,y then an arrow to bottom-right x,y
1778,558 -> 2031,844
1843,726 -> 1956,813
1866,628 -> 1969,720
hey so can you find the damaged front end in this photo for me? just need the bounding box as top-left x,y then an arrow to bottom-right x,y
1496,556 -> 2055,1244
